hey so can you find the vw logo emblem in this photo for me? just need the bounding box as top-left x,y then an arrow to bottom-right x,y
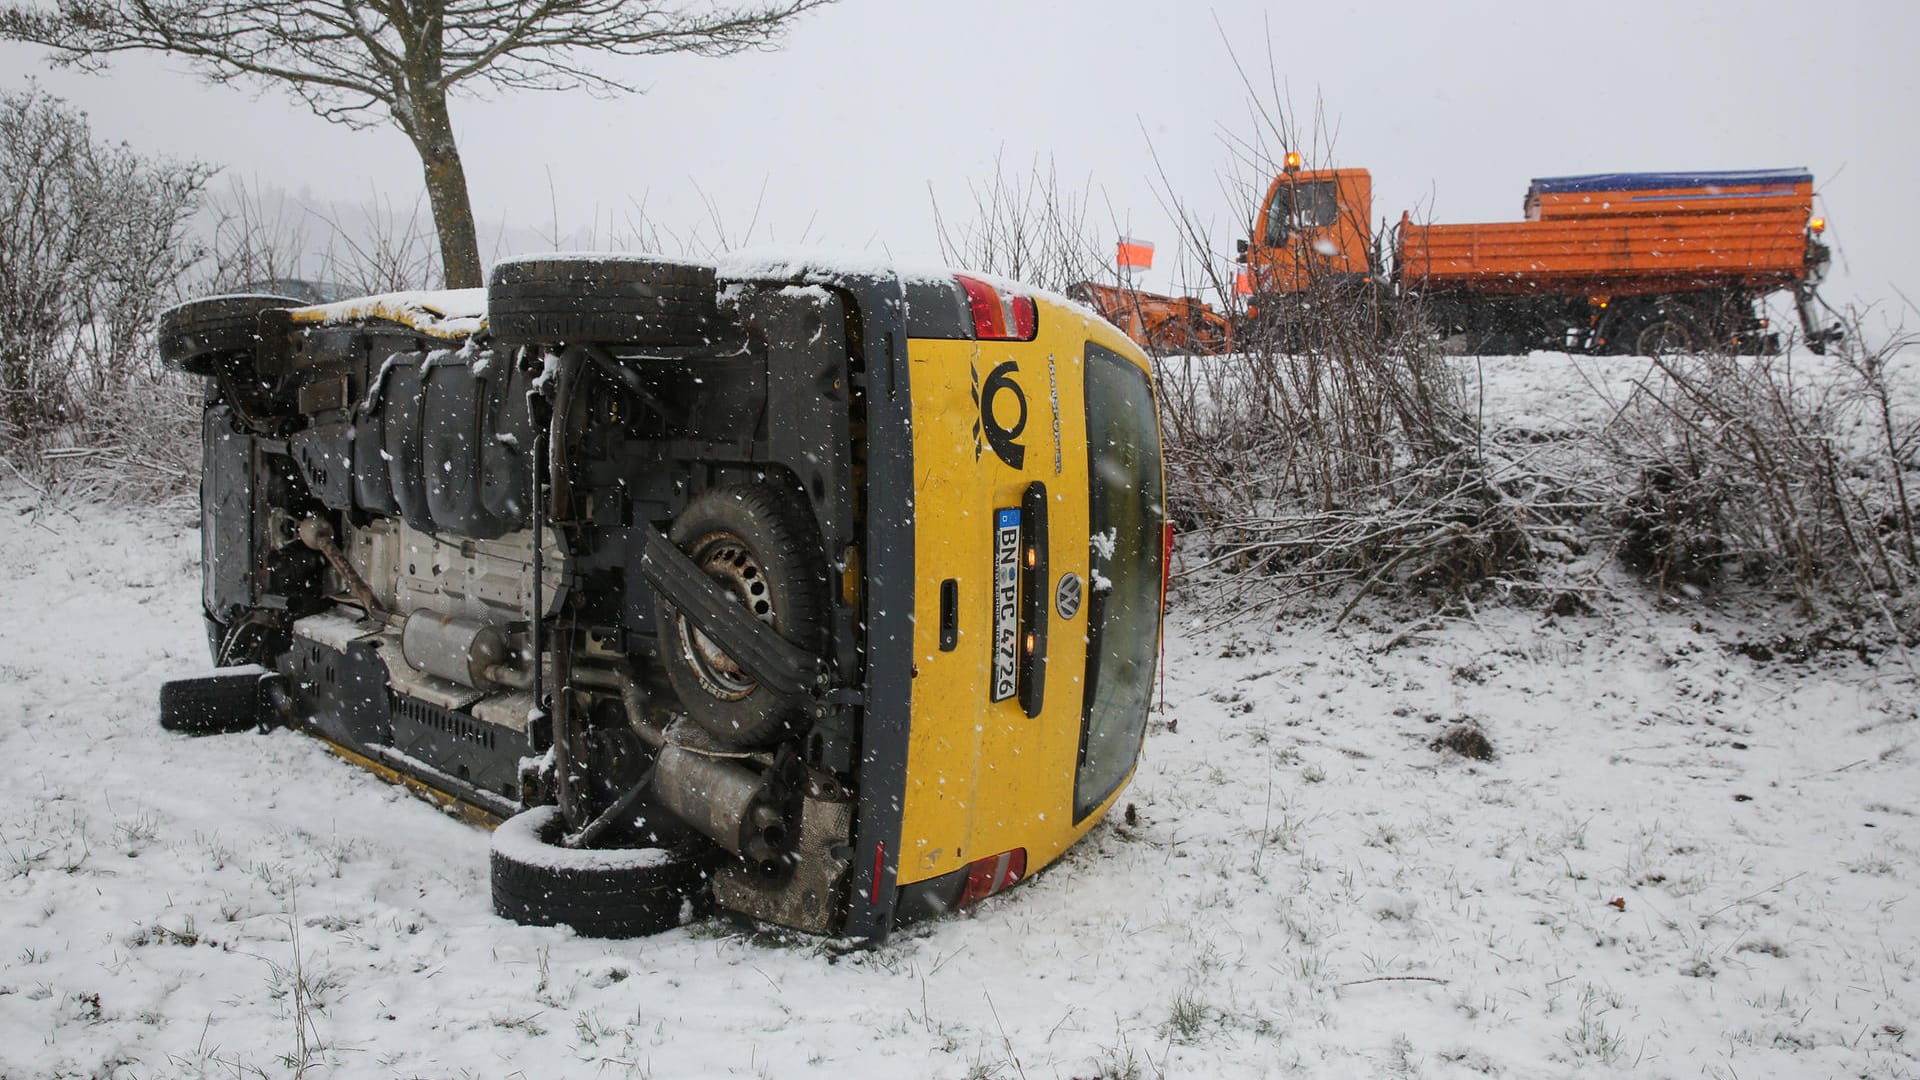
1055,572 -> 1083,620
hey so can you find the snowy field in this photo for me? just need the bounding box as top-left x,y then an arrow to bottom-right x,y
2,354 -> 1917,1079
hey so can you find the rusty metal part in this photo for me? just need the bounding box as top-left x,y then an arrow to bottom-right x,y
567,665 -> 670,749
297,517 -> 396,625
712,795 -> 853,935
546,346 -> 582,521
564,761 -> 658,849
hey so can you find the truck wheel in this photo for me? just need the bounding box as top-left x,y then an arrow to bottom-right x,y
1627,303 -> 1700,357
490,806 -> 713,937
656,483 -> 829,749
157,295 -> 304,375
487,256 -> 719,347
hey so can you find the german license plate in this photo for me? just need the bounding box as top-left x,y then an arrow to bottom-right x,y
991,508 -> 1020,702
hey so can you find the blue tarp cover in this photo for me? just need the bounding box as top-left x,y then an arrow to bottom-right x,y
1528,169 -> 1811,196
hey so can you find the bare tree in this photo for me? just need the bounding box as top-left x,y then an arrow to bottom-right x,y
1,0 -> 836,289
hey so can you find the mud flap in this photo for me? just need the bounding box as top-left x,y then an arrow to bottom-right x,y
1795,285 -> 1843,356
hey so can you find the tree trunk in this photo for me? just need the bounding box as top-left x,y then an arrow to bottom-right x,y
402,86 -> 482,289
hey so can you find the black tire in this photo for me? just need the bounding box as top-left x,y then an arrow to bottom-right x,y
1625,302 -> 1701,358
157,294 -> 304,375
487,256 -> 719,347
159,667 -> 268,735
490,806 -> 713,937
656,483 -> 829,749
1592,309 -> 1633,356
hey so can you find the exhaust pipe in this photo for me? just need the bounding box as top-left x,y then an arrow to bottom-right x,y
651,746 -> 789,865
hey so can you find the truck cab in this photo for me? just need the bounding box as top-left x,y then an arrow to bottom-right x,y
1245,162 -> 1374,295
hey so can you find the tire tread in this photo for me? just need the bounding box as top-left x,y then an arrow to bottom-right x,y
487,256 -> 720,347
490,807 -> 712,937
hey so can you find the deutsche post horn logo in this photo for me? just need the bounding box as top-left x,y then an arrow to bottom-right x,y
971,361 -> 1027,470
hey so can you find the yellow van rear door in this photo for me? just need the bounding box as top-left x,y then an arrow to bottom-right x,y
898,312 -> 1096,886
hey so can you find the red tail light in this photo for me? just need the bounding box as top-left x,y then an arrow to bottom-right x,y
956,275 -> 1038,341
958,848 -> 1027,908
1161,521 -> 1175,607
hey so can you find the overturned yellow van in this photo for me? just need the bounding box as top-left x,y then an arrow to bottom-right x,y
156,254 -> 1166,940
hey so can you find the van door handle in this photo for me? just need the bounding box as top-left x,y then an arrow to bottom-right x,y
1018,482 -> 1047,718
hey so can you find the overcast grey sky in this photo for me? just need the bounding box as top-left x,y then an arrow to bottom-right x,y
4,0 -> 1915,312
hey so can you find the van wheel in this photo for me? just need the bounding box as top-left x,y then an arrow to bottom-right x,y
159,668 -> 267,735
487,256 -> 719,347
490,806 -> 713,937
158,295 -> 303,375
656,484 -> 829,749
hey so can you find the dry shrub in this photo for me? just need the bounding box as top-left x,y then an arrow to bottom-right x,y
1159,290 -> 1548,621
1430,723 -> 1495,761
5,162 -> 454,504
1121,51 -> 1562,619
21,371 -> 203,503
1600,330 -> 1918,636
0,86 -> 208,491
1613,461 -> 1725,592
930,154 -> 1109,295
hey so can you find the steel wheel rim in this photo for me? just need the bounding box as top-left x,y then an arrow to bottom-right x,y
674,531 -> 777,701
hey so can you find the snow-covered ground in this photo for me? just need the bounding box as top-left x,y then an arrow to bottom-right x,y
3,355 -> 1917,1079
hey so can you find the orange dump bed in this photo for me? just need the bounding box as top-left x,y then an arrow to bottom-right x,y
1398,169 -> 1817,297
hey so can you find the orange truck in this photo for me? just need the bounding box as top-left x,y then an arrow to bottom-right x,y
1242,163 -> 1839,354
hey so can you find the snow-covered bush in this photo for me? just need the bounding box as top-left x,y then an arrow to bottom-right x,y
1601,330 -> 1918,632
1157,289 -> 1550,619
1131,81 -> 1554,618
0,98 -> 452,502
0,86 -> 209,495
1165,316 -> 1918,645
